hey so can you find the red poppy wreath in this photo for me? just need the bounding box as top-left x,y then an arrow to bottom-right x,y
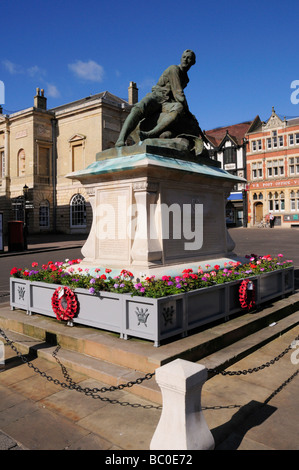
239,279 -> 255,310
51,286 -> 78,321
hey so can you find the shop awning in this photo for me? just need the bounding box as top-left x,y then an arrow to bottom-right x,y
227,192 -> 243,201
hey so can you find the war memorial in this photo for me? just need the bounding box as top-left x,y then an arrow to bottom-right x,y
7,50 -> 295,450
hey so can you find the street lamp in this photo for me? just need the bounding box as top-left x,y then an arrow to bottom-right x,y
22,184 -> 29,250
23,184 -> 29,198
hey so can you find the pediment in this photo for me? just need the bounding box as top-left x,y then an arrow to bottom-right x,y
263,108 -> 283,130
68,133 -> 86,143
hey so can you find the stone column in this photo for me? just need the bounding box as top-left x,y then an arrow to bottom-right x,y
130,181 -> 162,264
150,359 -> 215,450
81,186 -> 97,261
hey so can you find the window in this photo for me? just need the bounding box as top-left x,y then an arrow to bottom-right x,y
39,200 -> 50,228
289,157 -> 299,175
291,190 -> 299,211
268,192 -> 273,211
296,133 -> 299,145
223,147 -> 236,164
252,161 -> 262,179
279,136 -> 283,147
267,161 -> 272,177
289,134 -> 294,145
267,138 -> 272,149
70,194 -> 86,227
267,159 -> 284,177
258,140 -> 262,150
273,191 -> 285,212
252,141 -> 256,152
18,149 -> 25,177
272,131 -> 277,148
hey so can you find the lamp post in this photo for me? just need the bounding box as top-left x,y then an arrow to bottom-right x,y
23,184 -> 29,250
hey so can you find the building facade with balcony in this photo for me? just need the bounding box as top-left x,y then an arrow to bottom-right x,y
0,83 -> 137,237
245,107 -> 299,227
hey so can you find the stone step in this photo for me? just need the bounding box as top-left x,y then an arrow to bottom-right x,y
200,310 -> 299,374
0,291 -> 299,403
0,328 -> 162,404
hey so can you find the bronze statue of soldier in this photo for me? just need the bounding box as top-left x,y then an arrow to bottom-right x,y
115,50 -> 207,148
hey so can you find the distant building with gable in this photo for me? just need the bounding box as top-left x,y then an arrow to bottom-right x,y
245,107 -> 299,227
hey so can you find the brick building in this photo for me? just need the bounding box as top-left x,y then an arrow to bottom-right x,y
0,83 -> 137,237
245,107 -> 299,227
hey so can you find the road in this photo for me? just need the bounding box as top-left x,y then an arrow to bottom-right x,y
0,246 -> 83,304
0,226 -> 298,303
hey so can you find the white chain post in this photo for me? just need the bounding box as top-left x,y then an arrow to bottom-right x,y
150,358 -> 215,450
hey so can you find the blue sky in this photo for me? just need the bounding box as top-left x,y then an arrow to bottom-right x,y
1,0 -> 299,130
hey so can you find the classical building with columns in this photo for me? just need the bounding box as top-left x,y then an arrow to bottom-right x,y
245,107 -> 299,227
0,83 -> 137,236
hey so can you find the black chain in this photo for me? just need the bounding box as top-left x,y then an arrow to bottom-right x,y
0,327 -> 158,409
208,333 -> 299,376
1,326 -> 299,386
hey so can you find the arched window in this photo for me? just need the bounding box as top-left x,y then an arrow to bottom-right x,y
70,194 -> 86,227
39,200 -> 50,228
18,149 -> 25,177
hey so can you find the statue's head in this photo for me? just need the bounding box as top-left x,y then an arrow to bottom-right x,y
181,50 -> 196,70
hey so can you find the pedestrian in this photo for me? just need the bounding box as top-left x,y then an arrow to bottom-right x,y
270,213 -> 275,228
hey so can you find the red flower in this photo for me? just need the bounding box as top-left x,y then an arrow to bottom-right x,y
100,274 -> 107,280
10,267 -> 18,275
214,265 -> 220,270
32,262 -> 38,267
105,268 -> 112,273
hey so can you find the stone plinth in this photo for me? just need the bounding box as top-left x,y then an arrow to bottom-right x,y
66,142 -> 245,279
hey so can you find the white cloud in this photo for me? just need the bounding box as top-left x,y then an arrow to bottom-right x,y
2,60 -> 23,74
46,83 -> 60,98
68,60 -> 104,82
27,65 -> 46,78
2,60 -> 45,79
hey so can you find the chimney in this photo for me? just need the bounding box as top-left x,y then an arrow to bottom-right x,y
128,82 -> 138,105
34,87 -> 47,110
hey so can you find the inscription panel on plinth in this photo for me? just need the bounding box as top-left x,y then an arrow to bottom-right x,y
95,186 -> 131,263
162,185 -> 225,261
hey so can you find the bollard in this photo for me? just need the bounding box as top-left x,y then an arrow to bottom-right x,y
150,358 -> 215,450
0,340 -> 4,372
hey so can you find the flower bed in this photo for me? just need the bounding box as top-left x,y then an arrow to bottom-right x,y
10,255 -> 294,347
